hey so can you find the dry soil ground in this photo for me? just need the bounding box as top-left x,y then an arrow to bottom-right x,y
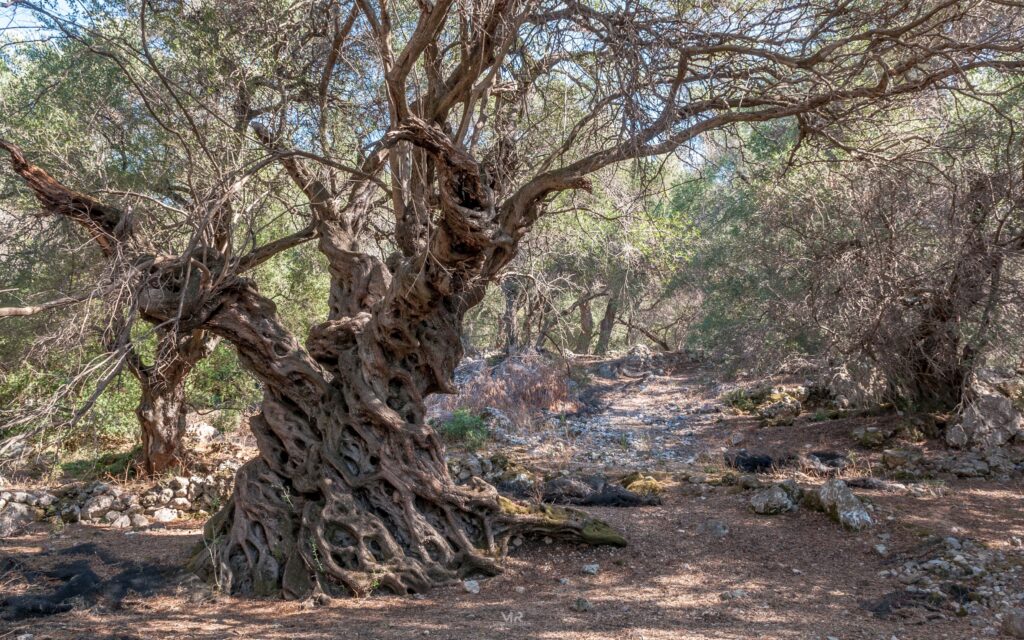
3,365 -> 1024,640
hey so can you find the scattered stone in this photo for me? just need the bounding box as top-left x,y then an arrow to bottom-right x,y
60,504 -> 81,524
845,477 -> 909,492
737,474 -> 763,490
582,564 -> 600,575
82,494 -> 115,521
698,519 -> 730,538
621,474 -> 665,497
110,514 -> 132,529
777,478 -> 803,502
129,514 -> 150,528
852,426 -> 889,448
749,485 -> 795,515
816,479 -> 872,531
806,451 -> 849,473
151,508 -> 177,523
571,598 -> 593,612
758,394 -> 802,426
882,448 -> 923,469
513,586 -> 526,594
183,422 -> 223,450
719,589 -> 748,600
1002,609 -> 1024,638
462,579 -> 480,594
725,450 -> 774,473
170,497 -> 192,510
0,502 -> 33,537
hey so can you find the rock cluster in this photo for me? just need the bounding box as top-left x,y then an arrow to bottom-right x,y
877,535 -> 1024,632
721,383 -> 811,425
590,344 -> 664,380
947,370 -> 1024,449
447,452 -> 498,483
757,394 -> 802,426
863,445 -> 1024,482
137,469 -> 237,520
0,457 -> 240,537
852,425 -> 893,448
828,360 -> 888,409
748,478 -> 872,531
0,491 -> 52,536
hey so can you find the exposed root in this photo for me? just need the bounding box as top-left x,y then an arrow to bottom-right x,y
189,456 -> 625,598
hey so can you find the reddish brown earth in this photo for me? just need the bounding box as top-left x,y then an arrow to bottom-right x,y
3,365 -> 1023,639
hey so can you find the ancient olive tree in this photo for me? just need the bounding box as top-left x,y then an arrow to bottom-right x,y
3,0 -> 1023,598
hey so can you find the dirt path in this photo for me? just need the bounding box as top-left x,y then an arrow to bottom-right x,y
3,366 -> 1024,639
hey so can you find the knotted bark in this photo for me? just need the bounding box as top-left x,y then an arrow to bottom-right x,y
185,277 -> 623,598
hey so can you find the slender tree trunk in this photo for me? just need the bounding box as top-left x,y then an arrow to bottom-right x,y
135,372 -> 189,474
575,298 -> 594,354
129,329 -> 214,474
499,277 -> 519,353
594,295 -> 619,355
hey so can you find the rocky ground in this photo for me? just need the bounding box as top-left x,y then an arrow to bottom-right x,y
3,353 -> 1024,639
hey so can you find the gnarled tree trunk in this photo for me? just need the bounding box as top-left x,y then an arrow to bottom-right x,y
184,274 -> 622,598
177,117 -> 625,598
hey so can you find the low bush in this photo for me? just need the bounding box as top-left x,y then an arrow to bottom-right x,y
437,409 -> 489,449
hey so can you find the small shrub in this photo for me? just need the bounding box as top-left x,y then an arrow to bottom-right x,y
721,386 -> 770,413
438,409 -> 489,449
811,408 -> 843,422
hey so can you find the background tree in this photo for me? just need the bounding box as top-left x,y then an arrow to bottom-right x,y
681,83 -> 1024,408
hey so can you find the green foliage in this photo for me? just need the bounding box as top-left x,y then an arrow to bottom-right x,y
437,409 -> 489,449
0,353 -> 142,448
83,373 -> 143,444
186,343 -> 261,433
721,387 -> 770,413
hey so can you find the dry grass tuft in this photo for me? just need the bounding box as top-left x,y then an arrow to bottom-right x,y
429,351 -> 578,430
